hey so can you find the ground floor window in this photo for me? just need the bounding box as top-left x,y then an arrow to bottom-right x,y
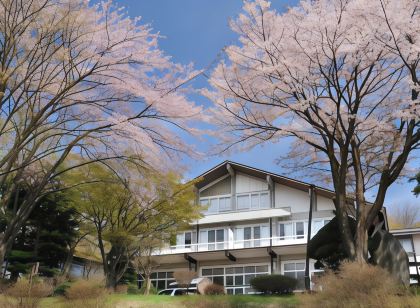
138,271 -> 175,290
201,264 -> 270,294
283,262 -> 305,289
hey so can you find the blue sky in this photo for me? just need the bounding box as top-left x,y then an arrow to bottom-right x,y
115,0 -> 418,214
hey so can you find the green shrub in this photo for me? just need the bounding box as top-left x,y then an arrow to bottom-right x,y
204,283 -> 225,295
250,274 -> 297,295
53,281 -> 71,296
127,283 -> 141,294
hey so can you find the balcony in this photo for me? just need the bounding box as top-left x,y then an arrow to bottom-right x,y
152,235 -> 310,256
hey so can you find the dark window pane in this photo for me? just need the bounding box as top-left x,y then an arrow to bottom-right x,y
235,275 -> 243,286
208,230 -> 215,243
245,274 -> 255,285
227,288 -> 234,295
216,230 -> 224,242
185,232 -> 192,246
151,280 -> 157,287
235,267 -> 244,274
151,273 -> 158,279
157,280 -> 166,290
202,269 -> 212,276
245,266 -> 255,273
158,272 -> 166,278
213,276 -> 224,286
167,272 -> 174,279
280,224 -> 285,237
213,268 -> 224,275
226,268 -> 234,274
244,227 -> 252,240
226,276 -> 234,286
296,222 -> 304,238
235,288 -> 244,294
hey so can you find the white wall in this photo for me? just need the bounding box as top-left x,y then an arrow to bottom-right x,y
275,183 -> 309,213
413,234 -> 420,254
236,172 -> 268,194
317,195 -> 335,211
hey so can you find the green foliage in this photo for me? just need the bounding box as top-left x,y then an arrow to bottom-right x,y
411,171 -> 420,196
5,188 -> 79,280
137,283 -> 158,295
250,275 -> 298,295
54,282 -> 72,296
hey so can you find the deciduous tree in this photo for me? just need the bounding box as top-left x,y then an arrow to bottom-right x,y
0,0 -> 202,266
73,164 -> 201,288
206,0 -> 419,262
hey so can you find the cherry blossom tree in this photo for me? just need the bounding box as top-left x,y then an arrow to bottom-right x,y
0,0 -> 202,266
205,0 -> 419,262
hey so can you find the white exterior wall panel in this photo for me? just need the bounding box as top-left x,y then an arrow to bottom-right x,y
274,183 -> 309,213
236,173 -> 268,193
317,195 -> 335,211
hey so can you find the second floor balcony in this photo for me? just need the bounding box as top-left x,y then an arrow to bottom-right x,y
153,233 -> 317,256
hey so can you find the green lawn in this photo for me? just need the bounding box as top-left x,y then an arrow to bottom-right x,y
38,294 -> 299,308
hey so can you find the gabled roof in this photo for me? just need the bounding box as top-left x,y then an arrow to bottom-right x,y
194,160 -> 335,198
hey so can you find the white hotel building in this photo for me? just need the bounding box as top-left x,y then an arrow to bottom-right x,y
148,161 -> 343,294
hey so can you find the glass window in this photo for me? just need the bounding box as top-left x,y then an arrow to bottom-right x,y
208,198 -> 218,213
185,232 -> 192,247
219,197 -> 231,212
213,268 -> 224,275
245,274 -> 255,285
157,280 -> 166,290
202,269 -> 212,276
254,227 -> 260,239
213,276 -> 224,286
245,266 -> 255,273
226,268 -> 234,274
235,288 -> 243,295
237,195 -> 250,209
279,223 -> 293,239
260,193 -> 269,208
226,276 -> 234,286
296,222 -> 305,239
256,265 -> 269,272
216,230 -> 224,242
283,262 -> 305,290
251,194 -> 259,209
208,230 -> 215,243
235,275 -> 243,286
157,272 -> 166,278
235,267 -> 244,274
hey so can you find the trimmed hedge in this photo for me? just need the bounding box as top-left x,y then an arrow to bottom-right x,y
250,274 -> 297,295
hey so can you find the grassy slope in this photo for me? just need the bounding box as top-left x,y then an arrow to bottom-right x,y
38,294 -> 299,307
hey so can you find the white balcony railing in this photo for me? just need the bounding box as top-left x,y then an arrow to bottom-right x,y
152,235 -> 311,256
